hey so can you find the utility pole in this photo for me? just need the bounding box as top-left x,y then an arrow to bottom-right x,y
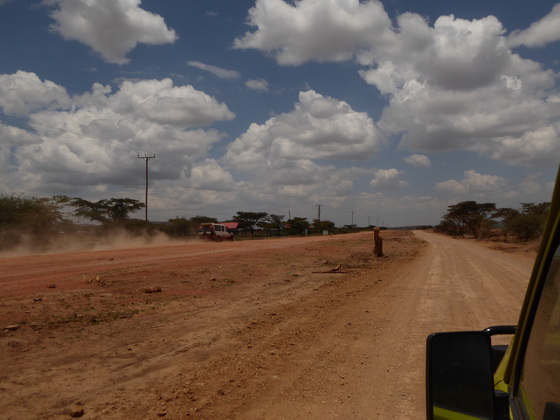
138,154 -> 155,221
351,211 -> 354,227
316,204 -> 322,233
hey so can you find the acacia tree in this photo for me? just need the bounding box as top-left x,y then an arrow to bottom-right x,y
441,201 -> 497,239
233,211 -> 268,236
286,217 -> 311,235
68,197 -> 145,227
266,214 -> 286,232
313,219 -> 335,233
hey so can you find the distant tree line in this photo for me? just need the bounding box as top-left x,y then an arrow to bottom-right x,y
0,194 -> 363,251
0,195 -> 151,251
163,211 -> 338,238
435,200 -> 550,241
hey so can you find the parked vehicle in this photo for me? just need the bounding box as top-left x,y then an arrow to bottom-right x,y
426,168 -> 560,420
198,223 -> 234,241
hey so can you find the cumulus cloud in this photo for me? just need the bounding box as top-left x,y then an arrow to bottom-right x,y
436,170 -> 507,195
509,3 -> 560,47
403,154 -> 431,167
0,72 -> 234,195
225,90 -> 383,172
218,90 -> 382,213
471,122 -> 560,168
0,71 -> 71,115
367,13 -> 559,168
518,173 -> 543,196
45,0 -> 178,64
370,168 -> 408,189
190,159 -> 235,191
107,78 -> 235,127
236,0 -> 560,169
187,61 -> 241,79
234,0 -> 394,65
245,78 -> 269,91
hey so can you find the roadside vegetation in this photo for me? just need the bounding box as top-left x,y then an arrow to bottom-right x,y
435,200 -> 550,241
0,194 -> 384,252
2,193 -> 546,253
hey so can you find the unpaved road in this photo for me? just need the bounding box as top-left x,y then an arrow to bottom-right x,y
0,230 -> 535,419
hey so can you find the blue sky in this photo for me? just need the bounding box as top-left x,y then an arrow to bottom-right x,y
1,0 -> 559,227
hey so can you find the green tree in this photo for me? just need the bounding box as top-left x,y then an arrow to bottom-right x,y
504,214 -> 544,241
501,202 -> 550,241
435,218 -> 464,236
68,197 -> 144,227
313,219 -> 335,233
233,211 -> 268,236
520,202 -> 551,216
0,194 -> 67,249
443,201 -> 497,239
164,217 -> 194,237
286,217 -> 311,235
258,214 -> 286,236
267,214 -> 286,230
0,195 -> 64,227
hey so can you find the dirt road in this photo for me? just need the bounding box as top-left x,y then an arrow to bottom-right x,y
0,230 -> 535,419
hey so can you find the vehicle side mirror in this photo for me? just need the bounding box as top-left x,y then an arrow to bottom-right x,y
426,331 -> 494,420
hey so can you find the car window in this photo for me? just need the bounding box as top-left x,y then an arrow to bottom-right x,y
519,243 -> 560,418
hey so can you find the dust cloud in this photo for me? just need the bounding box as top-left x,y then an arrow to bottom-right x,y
0,230 -> 194,258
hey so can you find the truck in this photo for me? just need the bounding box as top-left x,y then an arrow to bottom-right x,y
426,168 -> 560,420
198,223 -> 234,241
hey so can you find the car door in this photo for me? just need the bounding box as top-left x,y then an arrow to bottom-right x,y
506,172 -> 560,420
511,237 -> 560,419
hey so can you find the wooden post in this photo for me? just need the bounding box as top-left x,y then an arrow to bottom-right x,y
373,227 -> 383,257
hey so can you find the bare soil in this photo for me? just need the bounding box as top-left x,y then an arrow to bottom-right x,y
0,230 -> 536,419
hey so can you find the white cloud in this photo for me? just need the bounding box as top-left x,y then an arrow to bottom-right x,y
0,72 -> 234,196
245,78 -> 269,91
518,173 -> 543,196
216,90 -> 383,217
187,61 -> 241,79
403,154 -> 431,167
370,168 -> 408,189
418,15 -> 509,91
436,170 -> 507,195
45,0 -> 178,64
234,0 -> 394,65
370,16 -> 559,168
225,90 -> 383,172
0,71 -> 71,115
472,122 -> 560,168
190,159 -> 235,191
235,1 -> 560,169
107,78 -> 235,127
508,4 -> 560,47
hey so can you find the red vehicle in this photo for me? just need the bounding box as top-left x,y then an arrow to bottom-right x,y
198,223 -> 234,241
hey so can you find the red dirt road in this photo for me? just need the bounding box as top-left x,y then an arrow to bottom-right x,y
0,231 -> 535,419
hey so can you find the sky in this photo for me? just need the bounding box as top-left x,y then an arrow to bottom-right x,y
1,0 -> 559,228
